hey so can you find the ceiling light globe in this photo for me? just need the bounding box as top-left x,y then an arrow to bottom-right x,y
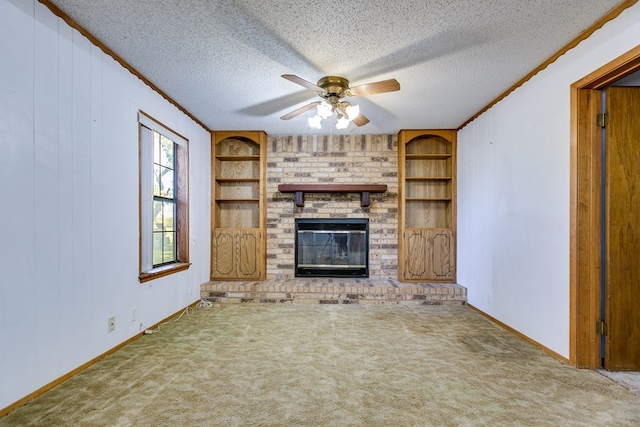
336,116 -> 350,129
345,104 -> 360,121
308,115 -> 322,129
317,101 -> 332,119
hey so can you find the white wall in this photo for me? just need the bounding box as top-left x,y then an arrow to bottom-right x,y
0,0 -> 210,410
457,3 -> 640,357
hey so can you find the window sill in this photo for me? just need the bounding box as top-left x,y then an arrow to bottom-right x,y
139,262 -> 191,283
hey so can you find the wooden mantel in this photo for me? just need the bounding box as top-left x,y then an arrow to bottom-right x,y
278,184 -> 388,207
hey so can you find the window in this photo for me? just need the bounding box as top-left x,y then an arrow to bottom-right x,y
138,111 -> 190,282
152,132 -> 177,266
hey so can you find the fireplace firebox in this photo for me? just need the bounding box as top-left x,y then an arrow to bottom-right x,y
295,218 -> 369,277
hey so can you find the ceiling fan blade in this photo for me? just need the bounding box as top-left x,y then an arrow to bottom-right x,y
280,101 -> 321,120
348,79 -> 400,97
351,112 -> 370,127
282,74 -> 324,93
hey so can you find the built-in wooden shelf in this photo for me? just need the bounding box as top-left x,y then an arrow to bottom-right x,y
405,154 -> 452,159
215,155 -> 260,161
215,178 -> 260,182
406,176 -> 451,180
278,184 -> 388,207
406,197 -> 452,202
399,129 -> 457,283
211,130 -> 267,281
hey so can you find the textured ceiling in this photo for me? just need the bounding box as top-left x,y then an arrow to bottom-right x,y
47,0 -> 626,135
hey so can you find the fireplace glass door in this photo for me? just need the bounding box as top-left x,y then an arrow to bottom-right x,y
295,219 -> 369,277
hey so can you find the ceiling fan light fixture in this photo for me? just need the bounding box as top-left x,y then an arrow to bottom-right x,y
345,104 -> 360,121
317,101 -> 332,119
281,74 -> 398,129
308,114 -> 322,129
336,115 -> 350,129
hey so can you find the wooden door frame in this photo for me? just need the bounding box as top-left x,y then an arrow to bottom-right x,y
570,44 -> 640,367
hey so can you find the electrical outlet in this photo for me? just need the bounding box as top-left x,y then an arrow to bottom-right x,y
487,292 -> 492,304
108,316 -> 116,333
189,285 -> 192,295
130,307 -> 137,322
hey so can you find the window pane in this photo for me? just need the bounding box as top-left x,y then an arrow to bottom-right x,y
153,200 -> 164,230
152,232 -> 164,265
160,166 -> 174,198
153,165 -> 162,196
163,231 -> 176,262
163,201 -> 175,232
160,135 -> 174,168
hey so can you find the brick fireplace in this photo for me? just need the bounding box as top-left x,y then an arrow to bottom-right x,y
203,133 -> 467,305
266,134 -> 399,279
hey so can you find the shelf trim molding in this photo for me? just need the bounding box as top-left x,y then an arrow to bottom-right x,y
278,184 -> 387,207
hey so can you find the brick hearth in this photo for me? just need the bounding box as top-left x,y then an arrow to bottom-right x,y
200,279 -> 466,305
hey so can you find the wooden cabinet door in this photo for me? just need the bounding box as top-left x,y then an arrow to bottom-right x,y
236,230 -> 261,279
212,230 -> 236,279
404,230 -> 455,281
211,229 -> 262,280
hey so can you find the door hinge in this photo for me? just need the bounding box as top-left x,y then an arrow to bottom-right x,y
596,320 -> 609,336
597,113 -> 609,128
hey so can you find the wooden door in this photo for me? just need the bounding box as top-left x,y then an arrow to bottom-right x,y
604,86 -> 640,371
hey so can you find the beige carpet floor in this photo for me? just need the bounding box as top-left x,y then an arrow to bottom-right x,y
597,370 -> 640,397
2,304 -> 640,426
